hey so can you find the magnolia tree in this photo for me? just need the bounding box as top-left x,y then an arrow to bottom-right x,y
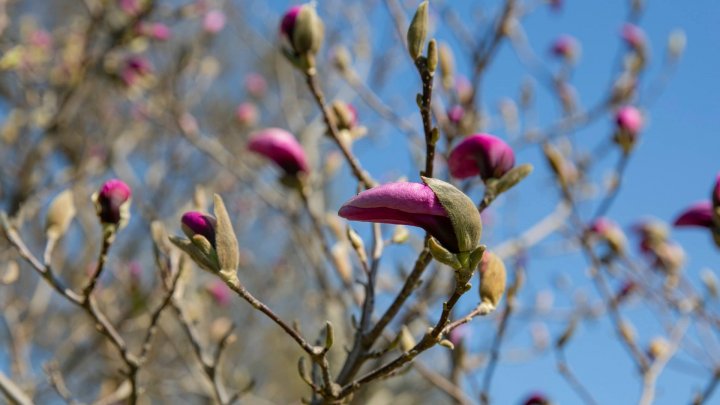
0,0 -> 716,404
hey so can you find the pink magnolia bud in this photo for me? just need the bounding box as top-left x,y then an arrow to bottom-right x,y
138,23 -> 172,41
235,102 -> 259,127
448,133 -> 515,181
588,217 -> 627,253
280,5 -> 302,38
95,179 -> 132,225
207,280 -> 232,306
621,23 -> 646,50
447,105 -> 465,125
523,393 -> 551,405
244,73 -> 267,98
247,128 -> 309,176
120,55 -> 152,87
551,35 -> 579,60
455,75 -> 473,104
119,0 -> 141,15
181,211 -> 217,247
203,10 -> 226,34
616,106 -> 643,134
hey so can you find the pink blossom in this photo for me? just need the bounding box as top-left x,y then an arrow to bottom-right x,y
447,105 -> 464,124
96,179 -> 132,225
674,201 -> 714,228
244,73 -> 267,97
203,10 -> 226,34
207,280 -> 232,306
338,181 -> 460,252
448,133 -> 515,181
120,56 -> 152,87
615,106 -> 643,134
280,5 -> 302,37
551,35 -> 579,59
235,102 -> 259,127
247,128 -> 309,175
181,211 -> 217,246
139,23 -> 172,41
621,23 -> 646,50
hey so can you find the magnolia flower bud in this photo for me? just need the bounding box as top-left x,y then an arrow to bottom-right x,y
244,73 -> 267,98
203,10 -> 226,34
427,39 -> 438,72
207,280 -> 232,306
448,133 -> 515,182
46,190 -> 76,240
235,102 -> 259,127
407,1 -> 429,60
614,106 -> 643,153
551,35 -> 580,62
587,217 -> 627,255
93,179 -> 132,227
667,29 -> 686,59
647,337 -> 669,360
182,211 -> 217,247
332,45 -> 352,72
439,42 -> 454,89
280,4 -> 324,62
478,251 -> 507,314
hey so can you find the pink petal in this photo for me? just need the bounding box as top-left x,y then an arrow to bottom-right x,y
674,201 -> 714,228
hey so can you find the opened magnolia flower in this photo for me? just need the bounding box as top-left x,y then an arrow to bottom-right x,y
247,128 -> 309,176
338,177 -> 481,256
448,133 -> 515,182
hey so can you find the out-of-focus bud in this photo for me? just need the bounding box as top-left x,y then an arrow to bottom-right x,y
455,75 -> 473,104
244,73 -> 267,98
613,106 -> 643,154
478,251 -> 507,314
447,105 -> 465,125
621,24 -> 646,52
391,225 -> 409,244
551,35 -> 580,62
587,217 -> 627,255
499,98 -> 519,135
439,42 -> 454,90
332,45 -> 352,72
531,322 -> 550,350
138,22 -> 172,41
543,143 -> 578,187
619,321 -> 637,345
448,324 -> 468,347
92,179 -> 132,228
120,55 -> 152,87
667,29 -> 686,60
523,392 -> 551,405
427,39 -> 438,72
235,102 -> 259,127
331,101 -> 358,131
203,10 -> 226,34
46,190 -> 76,240
701,269 -> 719,299
611,72 -> 637,105
206,280 -> 232,306
647,337 -> 669,360
632,218 -> 669,253
118,0 -> 142,16
653,241 -> 685,275
407,1 -> 429,61
616,280 -> 637,303
548,0 -> 562,11
399,325 -> 416,352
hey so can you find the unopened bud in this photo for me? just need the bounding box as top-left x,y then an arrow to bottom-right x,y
407,1 -> 429,60
701,269 -> 718,298
399,325 -> 416,352
427,39 -> 438,73
93,179 -> 132,228
648,337 -> 669,360
478,251 -> 507,314
667,29 -> 686,60
619,321 -> 636,345
391,225 -> 410,244
332,45 -> 352,72
46,190 -> 76,240
439,43 -> 454,89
